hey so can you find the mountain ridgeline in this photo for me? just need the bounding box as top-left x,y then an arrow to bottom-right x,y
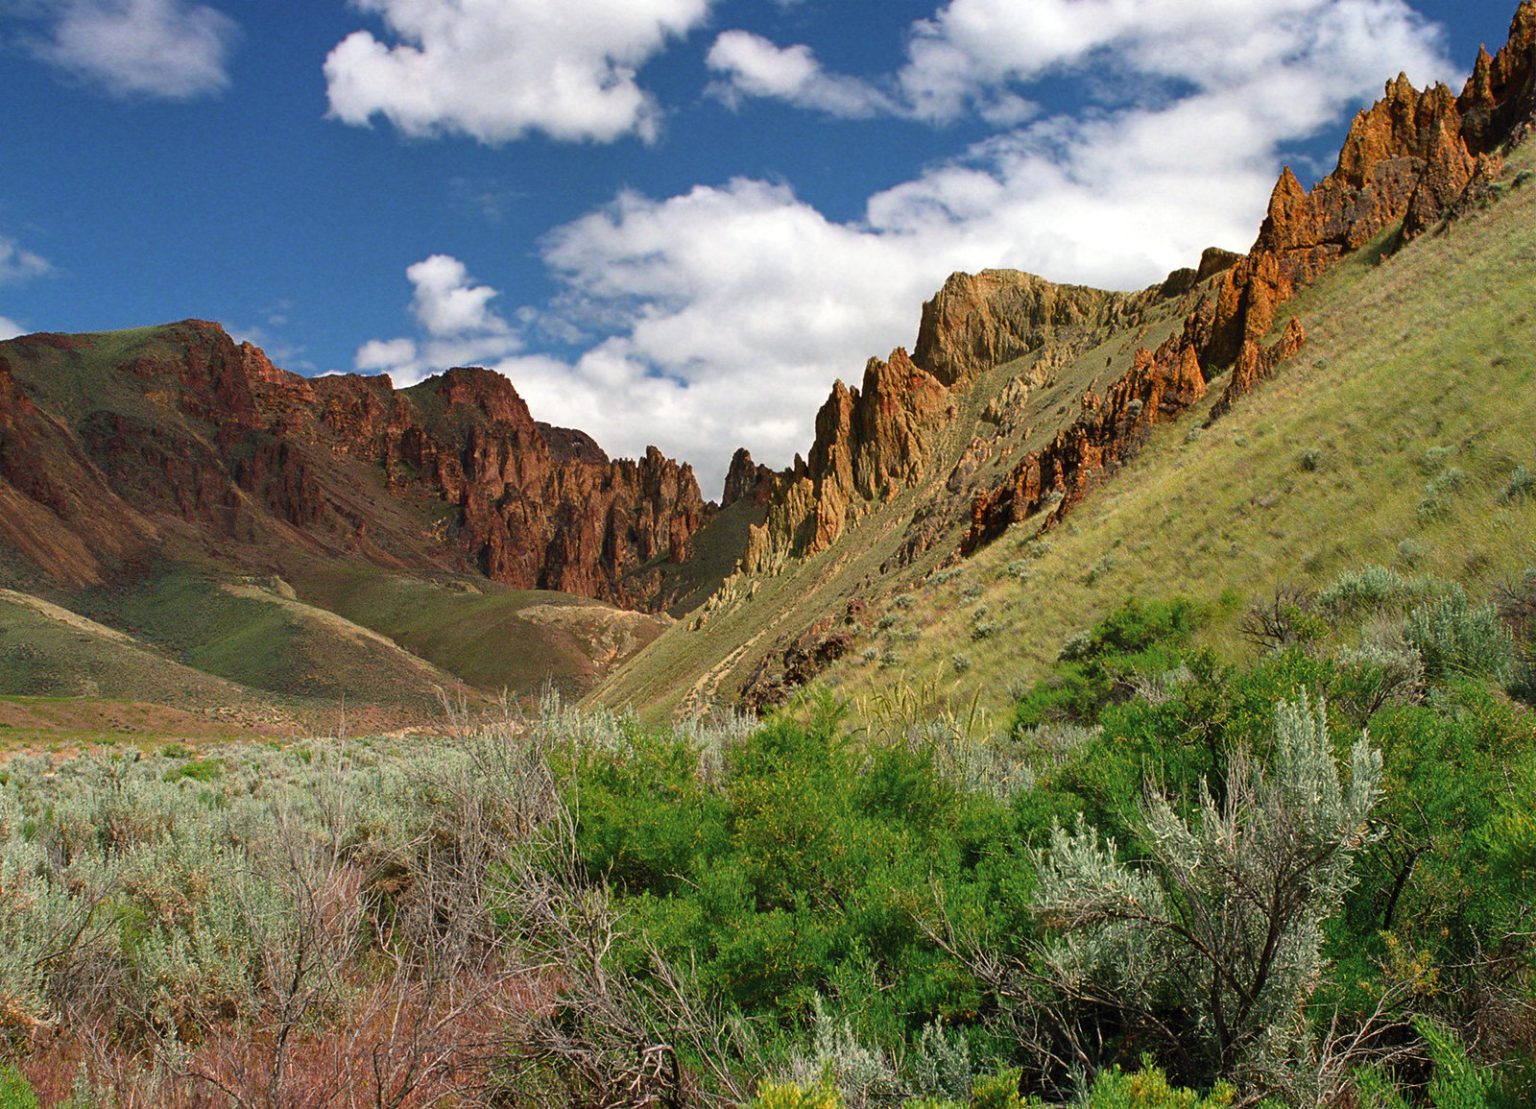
0,324 -> 709,606
2,2 -> 1535,721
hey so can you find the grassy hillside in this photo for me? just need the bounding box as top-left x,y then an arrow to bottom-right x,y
823,142 -> 1536,720
594,141 -> 1536,723
288,561 -> 668,694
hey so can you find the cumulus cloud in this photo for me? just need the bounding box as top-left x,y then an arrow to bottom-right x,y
0,316 -> 27,341
406,255 -> 509,337
354,255 -> 522,385
325,0 -> 713,145
33,0 -> 237,99
712,0 -> 1448,124
358,1 -> 1457,497
706,31 -> 894,117
0,237 -> 50,285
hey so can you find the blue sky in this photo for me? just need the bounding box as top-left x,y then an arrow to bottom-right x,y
0,0 -> 1518,494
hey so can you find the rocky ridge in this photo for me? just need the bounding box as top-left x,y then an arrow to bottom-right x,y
707,2 -> 1536,711
966,1 -> 1536,549
738,3 -> 1536,574
0,322 -> 709,609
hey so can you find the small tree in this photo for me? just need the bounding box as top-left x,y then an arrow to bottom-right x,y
1030,693 -> 1382,1091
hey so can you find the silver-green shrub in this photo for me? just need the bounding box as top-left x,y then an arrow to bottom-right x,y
1031,694 -> 1382,1092
1404,589 -> 1516,683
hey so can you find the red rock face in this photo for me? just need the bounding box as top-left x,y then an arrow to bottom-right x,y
0,356 -> 157,585
1197,4 -> 1536,412
0,321 -> 709,610
721,448 -> 778,509
744,347 -> 955,572
963,329 -> 1214,551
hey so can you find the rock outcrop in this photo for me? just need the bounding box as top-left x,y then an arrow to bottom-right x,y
0,353 -> 157,586
911,270 -> 1120,386
1197,4 -> 1536,415
742,271 -> 1145,575
963,330 -> 1212,550
743,347 -> 955,573
0,321 -> 709,609
721,448 -> 777,508
961,0 -> 1536,551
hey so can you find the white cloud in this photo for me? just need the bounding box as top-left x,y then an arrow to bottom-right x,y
0,316 -> 27,341
36,0 -> 237,100
0,237 -> 50,285
406,254 -> 508,336
356,337 -> 418,372
357,1 -> 1456,498
713,0 -> 1448,124
897,0 -> 1449,122
706,31 -> 894,118
354,255 -> 522,384
325,0 -> 713,145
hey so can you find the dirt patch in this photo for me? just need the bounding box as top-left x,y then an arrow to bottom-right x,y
516,603 -> 669,673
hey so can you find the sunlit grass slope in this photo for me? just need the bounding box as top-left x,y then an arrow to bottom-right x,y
596,143 -> 1536,723
827,146 -> 1536,721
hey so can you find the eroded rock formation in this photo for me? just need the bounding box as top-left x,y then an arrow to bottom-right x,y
743,347 -> 956,573
0,321 -> 709,609
964,1 -> 1536,551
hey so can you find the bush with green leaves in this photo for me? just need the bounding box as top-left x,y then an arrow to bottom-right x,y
1010,597 -> 1205,731
5,572 -> 1533,1105
1317,565 -> 1427,618
572,701 -> 1027,1049
1404,588 -> 1515,683
1030,695 -> 1381,1092
0,1064 -> 39,1109
1499,464 -> 1534,504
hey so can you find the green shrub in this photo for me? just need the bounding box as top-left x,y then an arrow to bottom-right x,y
1418,467 -> 1467,520
1032,695 -> 1381,1088
750,1079 -> 846,1108
1317,565 -> 1423,617
163,756 -> 222,782
1011,598 -> 1203,731
908,1020 -> 973,1102
1082,1062 -> 1236,1108
1404,591 -> 1515,683
1499,464 -> 1534,504
1416,1018 -> 1494,1109
971,620 -> 1000,641
1418,446 -> 1456,474
1084,553 -> 1117,585
0,1065 -> 40,1109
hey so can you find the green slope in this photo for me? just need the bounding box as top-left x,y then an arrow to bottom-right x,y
593,143 -> 1536,723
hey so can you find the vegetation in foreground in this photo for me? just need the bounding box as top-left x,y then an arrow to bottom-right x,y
1,562 -> 1533,1106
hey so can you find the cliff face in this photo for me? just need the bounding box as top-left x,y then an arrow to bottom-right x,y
912,270 -> 1124,387
0,321 -> 709,609
721,448 -> 777,509
743,347 -> 956,573
741,268 -> 1155,574
0,351 -> 158,586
